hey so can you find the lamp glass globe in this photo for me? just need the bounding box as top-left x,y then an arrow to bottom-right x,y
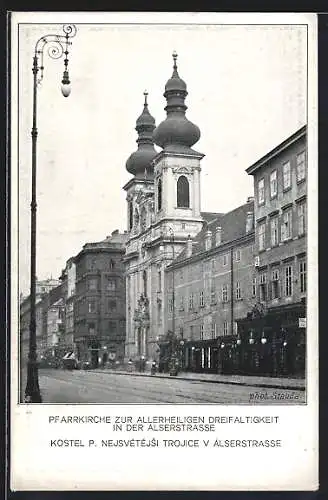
61,83 -> 71,97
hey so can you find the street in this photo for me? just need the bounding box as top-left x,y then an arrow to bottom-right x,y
25,369 -> 306,404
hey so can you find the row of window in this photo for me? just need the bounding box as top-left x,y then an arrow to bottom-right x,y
167,261 -> 306,311
166,250 -> 246,289
87,320 -> 125,335
76,298 -> 119,315
85,257 -> 119,272
258,201 -> 306,251
257,261 -> 306,300
257,151 -> 306,205
178,321 -> 237,341
86,277 -> 118,291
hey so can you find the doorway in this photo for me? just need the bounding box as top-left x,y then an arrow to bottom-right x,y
90,349 -> 99,368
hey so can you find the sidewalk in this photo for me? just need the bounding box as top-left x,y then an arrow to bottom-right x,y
93,367 -> 305,391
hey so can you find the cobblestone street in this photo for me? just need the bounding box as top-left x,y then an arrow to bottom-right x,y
20,369 -> 306,404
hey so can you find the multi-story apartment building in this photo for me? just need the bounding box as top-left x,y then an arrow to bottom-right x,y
46,297 -> 65,348
59,257 -> 76,348
19,278 -> 61,363
237,125 -> 307,376
74,230 -> 128,367
36,278 -> 60,295
164,199 -> 255,373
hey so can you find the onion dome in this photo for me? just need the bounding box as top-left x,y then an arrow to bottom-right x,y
153,52 -> 201,151
126,91 -> 158,178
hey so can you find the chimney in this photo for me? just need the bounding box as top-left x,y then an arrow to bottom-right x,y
205,230 -> 212,251
247,196 -> 254,203
246,212 -> 254,233
215,227 -> 222,246
186,235 -> 193,258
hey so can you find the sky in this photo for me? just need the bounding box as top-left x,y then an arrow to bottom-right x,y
16,16 -> 307,296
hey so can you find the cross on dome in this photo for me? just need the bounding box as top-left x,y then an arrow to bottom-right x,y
143,90 -> 148,107
172,51 -> 178,69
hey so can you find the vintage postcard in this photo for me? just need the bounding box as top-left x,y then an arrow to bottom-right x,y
10,11 -> 318,490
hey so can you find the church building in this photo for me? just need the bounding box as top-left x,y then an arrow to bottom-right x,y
123,52 -> 210,362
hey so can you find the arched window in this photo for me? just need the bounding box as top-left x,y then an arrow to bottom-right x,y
110,259 -> 115,270
157,178 -> 162,211
177,175 -> 190,208
143,270 -> 147,297
128,202 -> 133,230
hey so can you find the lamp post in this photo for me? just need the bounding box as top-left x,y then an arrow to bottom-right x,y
25,24 -> 77,403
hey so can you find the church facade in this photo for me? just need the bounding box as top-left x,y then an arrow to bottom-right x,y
123,53 -> 207,362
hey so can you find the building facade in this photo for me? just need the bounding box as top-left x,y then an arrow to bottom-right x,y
60,257 -> 76,348
124,54 -> 205,362
74,230 -> 127,367
237,125 -> 307,376
19,278 -> 62,363
36,278 -> 60,295
46,297 -> 65,348
163,200 -> 255,373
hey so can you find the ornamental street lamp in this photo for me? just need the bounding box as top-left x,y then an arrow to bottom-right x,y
25,24 -> 77,403
261,332 -> 267,344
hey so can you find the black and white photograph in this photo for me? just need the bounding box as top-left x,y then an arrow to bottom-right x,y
16,18 -> 311,405
10,11 -> 318,491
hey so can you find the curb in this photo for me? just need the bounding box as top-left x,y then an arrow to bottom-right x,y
92,369 -> 305,391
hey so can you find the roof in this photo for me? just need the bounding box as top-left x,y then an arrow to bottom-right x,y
201,211 -> 224,224
74,231 -> 128,261
48,283 -> 65,305
50,298 -> 64,308
172,201 -> 254,265
246,125 -> 306,175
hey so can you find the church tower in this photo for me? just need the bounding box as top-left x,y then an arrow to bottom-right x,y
125,91 -> 157,234
123,92 -> 158,361
123,54 -> 205,363
152,51 -> 204,231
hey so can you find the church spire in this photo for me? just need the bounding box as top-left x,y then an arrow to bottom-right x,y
126,91 -> 158,178
153,52 -> 201,151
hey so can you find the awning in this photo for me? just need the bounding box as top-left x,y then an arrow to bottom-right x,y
62,351 -> 75,360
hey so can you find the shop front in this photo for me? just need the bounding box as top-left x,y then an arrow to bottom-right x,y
236,301 -> 306,378
75,336 -> 101,369
183,339 -> 220,373
157,331 -> 186,374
